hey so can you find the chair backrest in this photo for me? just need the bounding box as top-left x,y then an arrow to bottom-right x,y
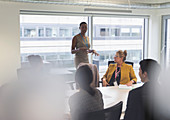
93,60 -> 99,71
108,61 -> 134,67
80,101 -> 123,120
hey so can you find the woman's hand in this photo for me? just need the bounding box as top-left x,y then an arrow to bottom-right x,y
89,50 -> 99,56
92,50 -> 99,56
102,78 -> 109,87
126,81 -> 134,86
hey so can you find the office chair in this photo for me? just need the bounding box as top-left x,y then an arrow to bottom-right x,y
108,61 -> 134,67
93,59 -> 99,71
76,101 -> 123,120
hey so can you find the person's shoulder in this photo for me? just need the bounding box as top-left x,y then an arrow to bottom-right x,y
69,92 -> 80,100
108,64 -> 116,68
95,89 -> 102,95
69,92 -> 82,105
124,63 -> 132,68
72,34 -> 80,40
123,63 -> 134,71
94,89 -> 103,100
75,34 -> 81,37
129,86 -> 143,96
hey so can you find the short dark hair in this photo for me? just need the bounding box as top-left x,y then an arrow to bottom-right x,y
79,22 -> 87,27
139,59 -> 161,81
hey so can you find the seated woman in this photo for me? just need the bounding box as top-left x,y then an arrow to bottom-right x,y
69,65 -> 104,120
102,50 -> 137,86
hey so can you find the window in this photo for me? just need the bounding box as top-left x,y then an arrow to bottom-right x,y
111,28 -> 120,36
100,28 -> 109,36
121,28 -> 130,36
46,28 -> 52,37
132,28 -> 141,37
52,27 -> 58,37
59,28 -> 70,37
93,17 -> 146,82
20,15 -> 88,69
38,28 -> 44,37
20,28 -> 22,37
24,28 -> 36,37
162,16 -> 170,67
72,27 -> 79,36
20,14 -> 147,82
46,54 -> 58,61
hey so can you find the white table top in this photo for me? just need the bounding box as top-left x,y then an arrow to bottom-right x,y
65,83 -> 143,114
99,86 -> 131,111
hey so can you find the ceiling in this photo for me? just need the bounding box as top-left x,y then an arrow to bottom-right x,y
2,0 -> 170,9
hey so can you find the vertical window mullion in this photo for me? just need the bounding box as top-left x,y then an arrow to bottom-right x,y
143,18 -> 149,59
88,16 -> 93,63
161,16 -> 168,68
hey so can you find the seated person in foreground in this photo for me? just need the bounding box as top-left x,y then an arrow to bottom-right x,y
102,50 -> 137,86
69,65 -> 104,120
77,63 -> 99,87
124,59 -> 161,120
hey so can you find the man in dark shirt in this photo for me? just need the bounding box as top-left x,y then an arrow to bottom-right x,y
124,59 -> 161,120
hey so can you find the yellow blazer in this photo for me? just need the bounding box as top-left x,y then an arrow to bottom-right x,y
103,62 -> 137,85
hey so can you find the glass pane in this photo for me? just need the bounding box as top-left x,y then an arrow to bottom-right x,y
100,28 -> 109,36
132,28 -> 141,37
20,28 -> 22,37
93,17 -> 144,82
59,28 -> 70,37
20,15 -> 88,71
166,20 -> 170,66
24,28 -> 36,37
46,28 -> 52,37
72,27 -> 79,36
38,28 -> 44,37
111,28 -> 120,36
121,28 -> 130,36
52,28 -> 58,37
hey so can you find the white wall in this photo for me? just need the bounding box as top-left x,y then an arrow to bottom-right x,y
148,12 -> 162,61
0,1 -> 165,84
0,2 -> 20,84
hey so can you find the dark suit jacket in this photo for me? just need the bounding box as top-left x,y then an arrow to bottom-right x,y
124,82 -> 157,120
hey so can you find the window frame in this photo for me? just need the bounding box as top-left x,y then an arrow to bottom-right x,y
161,15 -> 170,67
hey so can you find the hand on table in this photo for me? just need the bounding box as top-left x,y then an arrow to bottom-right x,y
126,81 -> 134,86
102,79 -> 109,87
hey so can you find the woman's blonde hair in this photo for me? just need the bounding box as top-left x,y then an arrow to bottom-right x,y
116,50 -> 127,61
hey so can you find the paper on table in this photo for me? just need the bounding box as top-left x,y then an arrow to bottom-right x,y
119,84 -> 132,89
103,94 -> 112,99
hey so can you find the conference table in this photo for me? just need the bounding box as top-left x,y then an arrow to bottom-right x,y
65,83 -> 143,115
